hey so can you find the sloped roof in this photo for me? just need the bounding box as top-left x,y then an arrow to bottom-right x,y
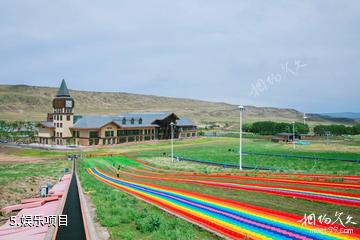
72,116 -> 115,129
277,132 -> 300,136
72,112 -> 194,129
37,121 -> 55,128
177,117 -> 195,126
56,79 -> 70,97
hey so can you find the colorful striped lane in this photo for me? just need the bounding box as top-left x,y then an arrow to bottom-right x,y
88,167 -> 359,240
126,155 -> 360,182
166,174 -> 360,190
124,166 -> 360,190
115,169 -> 360,208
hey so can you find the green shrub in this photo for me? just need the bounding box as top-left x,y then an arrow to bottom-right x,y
135,212 -> 161,233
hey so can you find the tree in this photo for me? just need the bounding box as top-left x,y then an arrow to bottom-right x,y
314,125 -> 327,135
251,121 -> 277,135
314,124 -> 351,136
242,123 -> 253,132
353,124 -> 360,135
275,122 -> 291,133
294,122 -> 309,134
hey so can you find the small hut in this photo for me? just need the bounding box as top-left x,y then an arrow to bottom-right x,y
271,132 -> 301,143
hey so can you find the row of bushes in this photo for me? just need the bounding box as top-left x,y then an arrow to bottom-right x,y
248,121 -> 360,136
0,120 -> 36,140
313,124 -> 360,136
245,121 -> 310,135
200,121 -> 360,136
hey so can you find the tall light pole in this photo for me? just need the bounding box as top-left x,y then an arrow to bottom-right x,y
170,122 -> 174,163
292,121 -> 296,149
238,106 -> 245,170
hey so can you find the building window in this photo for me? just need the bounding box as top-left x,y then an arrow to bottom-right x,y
130,118 -> 135,125
122,117 -> 126,125
105,131 -> 114,137
60,132 -> 63,137
117,130 -> 126,136
60,123 -> 63,128
73,131 -> 80,138
139,118 -> 142,124
67,115 -> 70,121
89,131 -> 99,138
60,115 -> 63,121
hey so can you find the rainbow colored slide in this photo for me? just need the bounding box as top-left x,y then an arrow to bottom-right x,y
88,167 -> 360,240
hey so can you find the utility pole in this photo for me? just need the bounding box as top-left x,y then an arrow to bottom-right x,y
292,121 -> 296,149
325,131 -> 331,145
303,113 -> 307,125
170,122 -> 174,163
238,106 -> 245,170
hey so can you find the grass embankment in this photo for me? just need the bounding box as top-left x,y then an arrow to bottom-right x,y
6,137 -> 360,175
0,159 -> 71,223
78,158 -> 218,240
14,148 -> 68,158
131,138 -> 360,175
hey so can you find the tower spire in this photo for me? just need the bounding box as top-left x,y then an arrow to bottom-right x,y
56,79 -> 70,97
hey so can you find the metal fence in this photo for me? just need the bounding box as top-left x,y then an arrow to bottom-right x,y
175,156 -> 284,171
242,152 -> 360,163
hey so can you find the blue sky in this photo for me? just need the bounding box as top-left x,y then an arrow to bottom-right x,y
0,1 -> 359,113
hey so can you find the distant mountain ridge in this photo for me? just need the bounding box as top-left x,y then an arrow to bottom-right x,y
0,84 -> 357,128
321,112 -> 360,120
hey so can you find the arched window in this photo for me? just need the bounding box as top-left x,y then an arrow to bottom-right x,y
122,117 -> 126,125
139,118 -> 143,124
131,118 -> 135,125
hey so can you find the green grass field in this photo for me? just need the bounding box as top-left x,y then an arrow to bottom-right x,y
0,160 -> 71,184
2,137 -> 360,238
8,137 -> 360,175
132,138 -> 360,175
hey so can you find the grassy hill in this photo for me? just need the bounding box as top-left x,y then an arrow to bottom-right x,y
0,84 -> 355,128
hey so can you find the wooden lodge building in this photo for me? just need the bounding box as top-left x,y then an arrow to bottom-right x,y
36,80 -> 197,146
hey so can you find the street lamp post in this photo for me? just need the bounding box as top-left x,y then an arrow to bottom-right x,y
292,121 -> 296,149
170,122 -> 174,163
303,113 -> 307,125
238,106 -> 245,170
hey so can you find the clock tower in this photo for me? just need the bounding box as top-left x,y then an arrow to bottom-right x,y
52,79 -> 74,145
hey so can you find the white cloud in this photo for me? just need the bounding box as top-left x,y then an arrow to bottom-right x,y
0,0 -> 359,112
